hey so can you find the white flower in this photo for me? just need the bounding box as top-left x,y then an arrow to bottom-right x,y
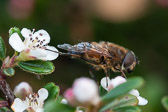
14,82 -> 33,99
100,77 -> 111,91
129,89 -> 148,105
110,76 -> 127,87
9,28 -> 59,61
73,77 -> 100,105
101,76 -> 126,91
11,88 -> 48,112
101,76 -> 148,105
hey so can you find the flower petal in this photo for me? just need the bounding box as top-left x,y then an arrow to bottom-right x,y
38,88 -> 48,101
33,30 -> 50,45
11,98 -> 27,112
61,98 -> 68,104
100,77 -> 111,90
45,46 -> 59,60
9,33 -> 25,52
36,108 -> 44,112
21,28 -> 32,38
137,96 -> 148,105
129,89 -> 140,97
29,48 -> 48,60
110,76 -> 126,88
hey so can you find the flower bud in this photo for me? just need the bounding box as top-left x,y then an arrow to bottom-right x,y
64,88 -> 77,105
73,77 -> 100,105
14,82 -> 32,99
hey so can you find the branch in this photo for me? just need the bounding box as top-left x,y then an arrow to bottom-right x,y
0,71 -> 15,105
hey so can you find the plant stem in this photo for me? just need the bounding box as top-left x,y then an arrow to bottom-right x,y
0,71 -> 15,105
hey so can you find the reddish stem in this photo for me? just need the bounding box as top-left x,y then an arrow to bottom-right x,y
0,101 -> 9,107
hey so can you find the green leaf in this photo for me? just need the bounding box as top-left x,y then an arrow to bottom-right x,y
113,106 -> 141,112
0,36 -> 6,60
161,96 -> 168,111
44,101 -> 76,112
101,77 -> 144,103
44,82 -> 60,101
18,60 -> 55,75
0,107 -> 13,112
9,27 -> 24,40
99,94 -> 138,112
99,86 -> 107,96
3,68 -> 15,77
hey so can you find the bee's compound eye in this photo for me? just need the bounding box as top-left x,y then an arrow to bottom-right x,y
123,51 -> 136,69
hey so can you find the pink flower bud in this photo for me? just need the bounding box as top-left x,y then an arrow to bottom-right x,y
64,88 -> 76,106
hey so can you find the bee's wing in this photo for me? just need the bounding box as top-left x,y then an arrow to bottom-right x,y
57,42 -> 95,53
57,44 -> 73,51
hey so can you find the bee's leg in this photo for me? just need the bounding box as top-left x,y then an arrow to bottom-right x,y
120,70 -> 127,79
104,68 -> 110,87
89,67 -> 98,83
45,48 -> 81,57
45,48 -> 71,56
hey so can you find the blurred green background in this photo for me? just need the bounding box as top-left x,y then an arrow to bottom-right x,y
0,0 -> 168,111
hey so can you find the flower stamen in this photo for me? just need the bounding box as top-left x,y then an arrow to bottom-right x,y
32,29 -> 35,33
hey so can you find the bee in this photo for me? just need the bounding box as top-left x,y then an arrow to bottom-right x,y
55,41 -> 138,78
